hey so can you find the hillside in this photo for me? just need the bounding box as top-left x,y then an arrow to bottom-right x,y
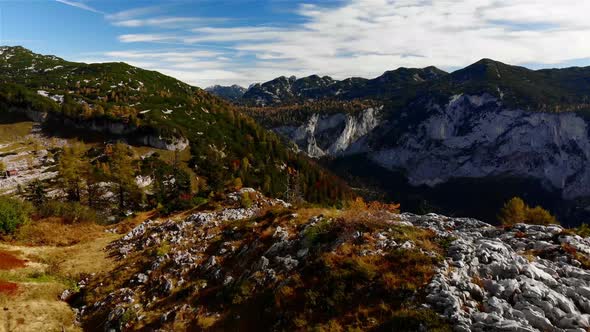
0,46 -> 351,205
426,59 -> 590,112
68,189 -> 590,332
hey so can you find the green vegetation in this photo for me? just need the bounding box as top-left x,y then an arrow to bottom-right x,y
498,197 -> 558,226
0,196 -> 32,234
576,223 -> 590,237
0,46 -> 352,206
37,201 -> 98,224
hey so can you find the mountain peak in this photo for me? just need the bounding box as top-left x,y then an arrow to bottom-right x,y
449,58 -> 522,83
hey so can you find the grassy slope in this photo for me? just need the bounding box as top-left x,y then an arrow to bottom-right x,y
0,225 -> 120,332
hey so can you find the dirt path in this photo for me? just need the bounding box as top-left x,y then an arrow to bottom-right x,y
0,233 -> 120,332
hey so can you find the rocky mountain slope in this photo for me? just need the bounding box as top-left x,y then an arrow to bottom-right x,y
273,106 -> 383,158
239,66 -> 447,106
410,213 -> 590,332
223,59 -> 590,224
205,85 -> 246,102
67,189 -> 590,332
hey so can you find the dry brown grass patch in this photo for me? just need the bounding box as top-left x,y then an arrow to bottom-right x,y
14,218 -> 104,247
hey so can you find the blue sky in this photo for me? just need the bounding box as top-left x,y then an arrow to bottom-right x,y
2,0 -> 590,87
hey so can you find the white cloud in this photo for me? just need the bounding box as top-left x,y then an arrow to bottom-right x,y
113,17 -> 228,29
118,34 -> 177,43
104,50 -> 221,60
55,0 -> 103,14
105,6 -> 162,21
97,0 -> 590,87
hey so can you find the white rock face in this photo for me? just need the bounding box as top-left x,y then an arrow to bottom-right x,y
274,106 -> 382,158
138,135 -> 189,151
14,108 -> 189,152
274,94 -> 590,199
402,212 -> 590,332
371,94 -> 590,199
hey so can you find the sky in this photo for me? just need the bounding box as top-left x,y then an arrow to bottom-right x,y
1,0 -> 590,88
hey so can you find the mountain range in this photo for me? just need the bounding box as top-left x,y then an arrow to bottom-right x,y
4,45 -> 590,223
211,59 -> 590,225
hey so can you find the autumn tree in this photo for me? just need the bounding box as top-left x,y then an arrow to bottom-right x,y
58,143 -> 89,202
108,143 -> 139,212
498,197 -> 557,226
524,206 -> 558,226
498,197 -> 526,226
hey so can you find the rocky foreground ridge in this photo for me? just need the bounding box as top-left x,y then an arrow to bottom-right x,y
407,213 -> 590,332
72,190 -> 590,331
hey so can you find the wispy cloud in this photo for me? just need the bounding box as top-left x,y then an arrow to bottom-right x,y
105,6 -> 162,21
118,34 -> 176,43
82,48 -> 233,87
83,0 -> 590,87
104,50 -> 221,60
114,17 -> 228,29
55,0 -> 103,14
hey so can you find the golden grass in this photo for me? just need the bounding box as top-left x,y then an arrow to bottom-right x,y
0,282 -> 80,332
14,218 -> 104,247
0,121 -> 34,144
0,219 -> 121,332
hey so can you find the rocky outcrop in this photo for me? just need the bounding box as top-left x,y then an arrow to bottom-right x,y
274,106 -> 383,158
371,94 -> 590,199
11,107 -> 188,151
76,193 -> 590,331
402,212 -> 590,332
274,93 -> 590,200
137,135 -> 188,151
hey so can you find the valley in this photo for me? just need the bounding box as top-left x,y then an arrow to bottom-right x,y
213,59 -> 590,226
1,45 -> 590,332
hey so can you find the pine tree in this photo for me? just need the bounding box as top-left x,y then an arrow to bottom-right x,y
25,179 -> 46,206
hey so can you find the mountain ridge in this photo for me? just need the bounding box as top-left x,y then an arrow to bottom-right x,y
214,58 -> 590,225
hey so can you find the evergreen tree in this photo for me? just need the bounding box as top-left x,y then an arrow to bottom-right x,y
25,179 -> 47,206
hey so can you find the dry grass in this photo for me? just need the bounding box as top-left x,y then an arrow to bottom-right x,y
196,314 -> 219,329
0,220 -> 121,332
0,281 -> 80,332
0,250 -> 27,270
0,121 -> 34,145
107,210 -> 157,235
14,218 -> 104,247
